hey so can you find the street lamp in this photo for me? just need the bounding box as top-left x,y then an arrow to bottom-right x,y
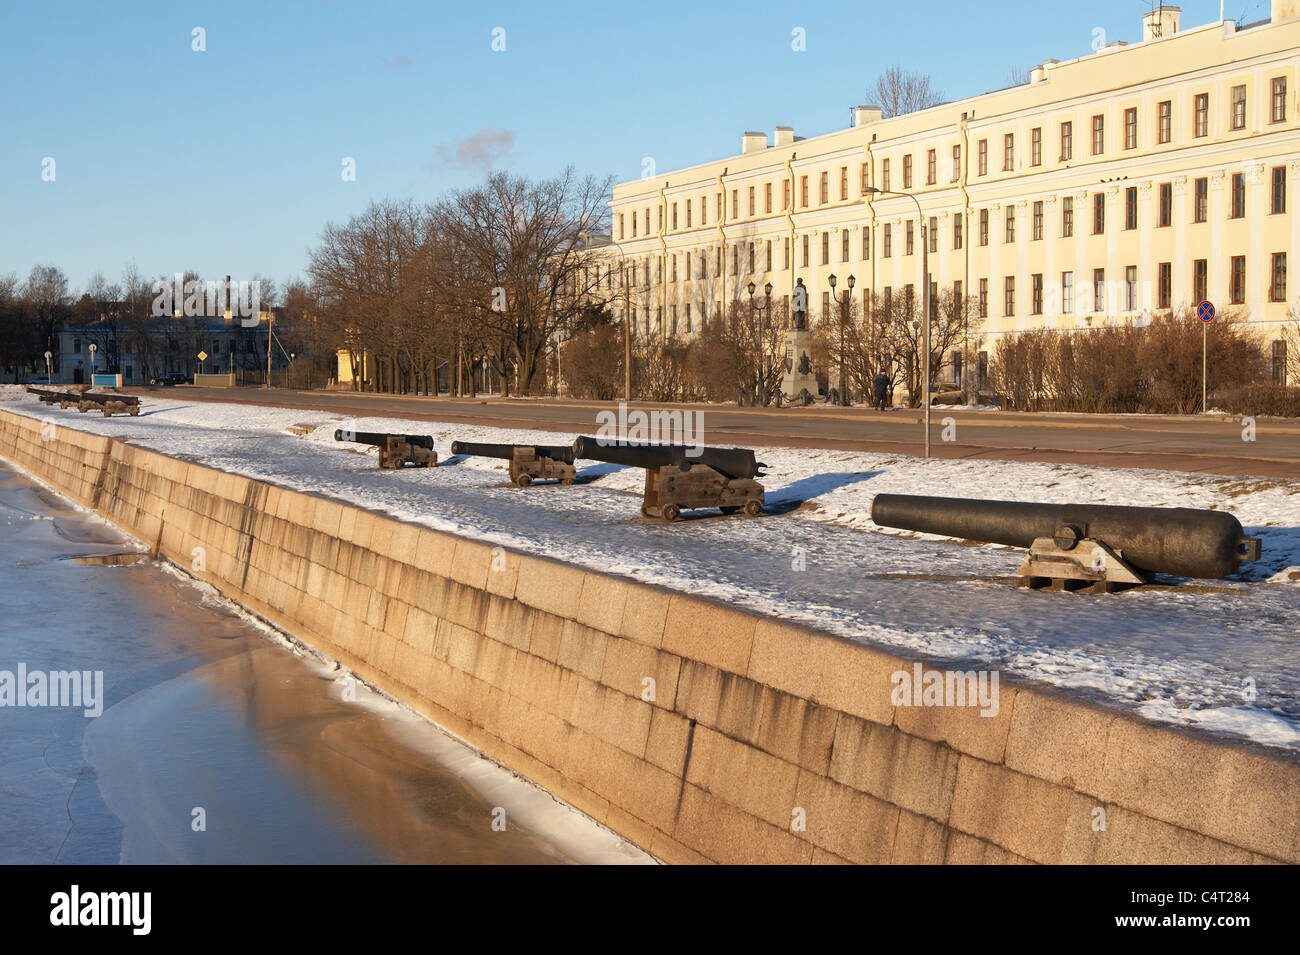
747,281 -> 773,405
828,273 -> 855,406
88,343 -> 97,384
866,186 -> 930,457
44,350 -> 52,385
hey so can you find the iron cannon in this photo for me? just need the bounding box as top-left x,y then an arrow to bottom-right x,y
870,493 -> 1262,592
571,436 -> 766,521
450,440 -> 577,486
334,429 -> 437,469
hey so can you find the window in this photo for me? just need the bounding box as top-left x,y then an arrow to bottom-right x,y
800,176 -> 809,207
1031,273 -> 1043,314
1091,114 -> 1104,154
1031,127 -> 1042,166
671,203 -> 678,230
685,303 -> 692,334
840,166 -> 848,200
883,224 -> 892,258
1005,205 -> 1016,243
670,304 -> 677,335
1003,133 -> 1014,172
1231,85 -> 1246,130
1194,177 -> 1208,222
1231,256 -> 1246,304
926,150 -> 936,185
951,145 -> 961,182
1273,166 -> 1287,214
1158,263 -> 1172,309
1273,341 -> 1288,385
802,235 -> 809,266
631,211 -> 637,238
1124,107 -> 1138,149
903,155 -> 913,189
1158,100 -> 1172,144
978,278 -> 988,318
1273,77 -> 1288,123
1062,272 -> 1074,314
764,182 -> 772,214
882,159 -> 890,192
1004,276 -> 1015,316
1093,192 -> 1105,234
1194,259 -> 1208,304
905,220 -> 914,255
821,232 -> 829,265
782,180 -> 790,210
822,291 -> 830,316
1272,253 -> 1288,302
1032,201 -> 1043,240
1159,183 -> 1172,227
928,217 -> 938,254
783,238 -> 790,269
686,202 -> 692,227
732,190 -> 738,219
1125,266 -> 1138,311
766,241 -> 773,272
841,231 -> 849,262
701,195 -> 708,226
748,242 -> 755,273
732,245 -> 739,275
862,229 -> 870,259
819,172 -> 828,205
953,213 -> 963,249
1093,268 -> 1106,313
979,208 -> 989,246
1125,187 -> 1137,230
1231,173 -> 1245,218
1060,121 -> 1073,161
977,139 -> 988,176
671,254 -> 678,281
1194,93 -> 1209,137
860,163 -> 869,193
1062,196 -> 1074,237
617,214 -> 625,240
747,186 -> 755,217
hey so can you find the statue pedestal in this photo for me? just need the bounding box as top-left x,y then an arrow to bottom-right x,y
780,328 -> 818,403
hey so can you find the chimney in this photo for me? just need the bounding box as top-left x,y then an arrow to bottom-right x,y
773,126 -> 795,147
1274,1 -> 1300,22
1143,5 -> 1181,40
741,131 -> 767,154
853,105 -> 884,127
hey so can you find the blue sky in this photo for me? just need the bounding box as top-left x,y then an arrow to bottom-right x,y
0,0 -> 1254,294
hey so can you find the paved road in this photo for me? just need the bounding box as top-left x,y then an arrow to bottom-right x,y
126,385 -> 1300,478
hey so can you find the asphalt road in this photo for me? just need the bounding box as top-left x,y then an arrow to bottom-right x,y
126,385 -> 1300,478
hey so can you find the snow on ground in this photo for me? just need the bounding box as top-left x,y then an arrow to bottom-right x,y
4,384 -> 1299,754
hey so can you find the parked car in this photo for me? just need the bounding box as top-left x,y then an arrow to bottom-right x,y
149,373 -> 189,386
21,376 -> 55,385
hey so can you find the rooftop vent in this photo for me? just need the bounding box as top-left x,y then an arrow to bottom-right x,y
1142,5 -> 1181,40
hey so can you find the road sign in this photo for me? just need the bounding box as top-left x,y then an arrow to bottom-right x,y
197,351 -> 208,362
1197,301 -> 1216,323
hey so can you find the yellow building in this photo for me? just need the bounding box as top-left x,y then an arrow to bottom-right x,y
604,3 -> 1300,382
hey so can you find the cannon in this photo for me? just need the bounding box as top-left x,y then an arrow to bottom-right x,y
30,387 -> 139,417
571,436 -> 766,521
450,441 -> 576,486
334,429 -> 437,469
870,493 -> 1263,593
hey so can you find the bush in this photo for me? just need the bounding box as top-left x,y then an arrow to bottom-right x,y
1212,384 -> 1300,418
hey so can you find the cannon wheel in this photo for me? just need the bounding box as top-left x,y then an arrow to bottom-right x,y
640,503 -> 655,518
515,473 -> 532,487
661,503 -> 681,522
719,506 -> 740,514
743,499 -> 763,517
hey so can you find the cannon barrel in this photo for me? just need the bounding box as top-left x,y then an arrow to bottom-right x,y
450,441 -> 576,465
334,429 -> 434,450
571,436 -> 765,480
870,493 -> 1260,580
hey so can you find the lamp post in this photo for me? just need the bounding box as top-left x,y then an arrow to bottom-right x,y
828,273 -> 855,405
44,350 -> 52,385
747,281 -> 773,405
88,343 -> 97,384
865,186 -> 930,457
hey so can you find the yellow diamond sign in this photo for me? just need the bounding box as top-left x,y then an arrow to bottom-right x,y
197,351 -> 208,362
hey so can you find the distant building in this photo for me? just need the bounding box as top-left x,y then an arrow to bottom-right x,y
600,3 -> 1300,386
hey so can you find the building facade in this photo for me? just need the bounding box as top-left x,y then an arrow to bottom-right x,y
603,3 -> 1300,385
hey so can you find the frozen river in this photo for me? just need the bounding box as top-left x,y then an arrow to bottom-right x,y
0,460 -> 650,864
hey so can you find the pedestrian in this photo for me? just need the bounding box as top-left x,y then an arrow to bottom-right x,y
873,368 -> 890,411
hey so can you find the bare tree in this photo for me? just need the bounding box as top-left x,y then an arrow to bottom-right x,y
872,65 -> 944,118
